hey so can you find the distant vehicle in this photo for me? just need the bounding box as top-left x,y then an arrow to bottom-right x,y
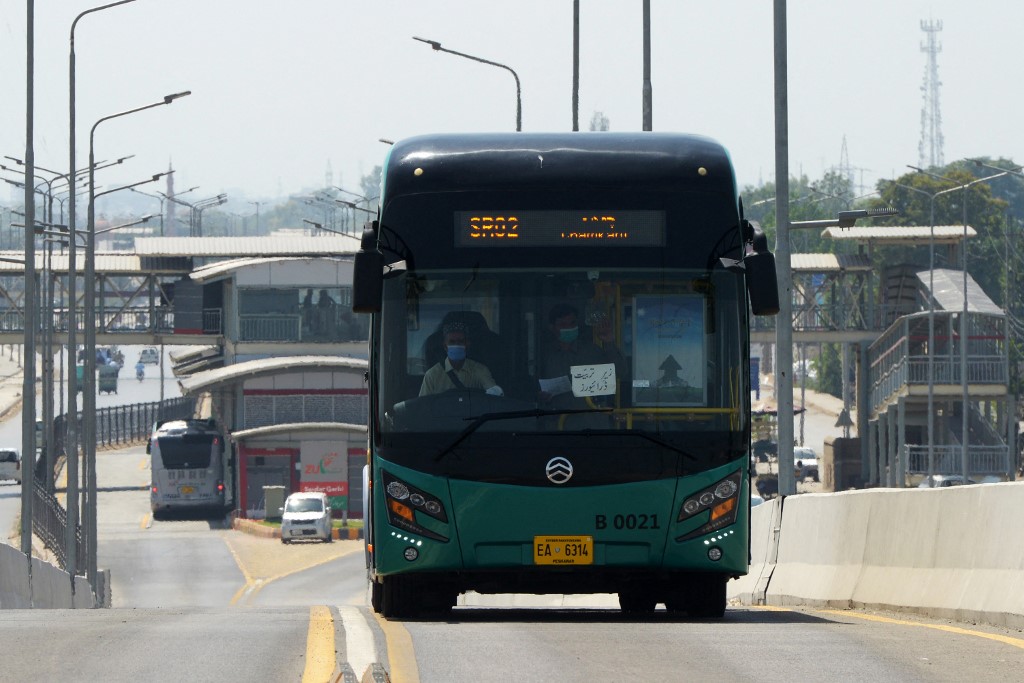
149,419 -> 229,516
0,447 -> 22,483
750,491 -> 765,507
98,364 -> 120,395
917,475 -> 977,488
139,347 -> 160,365
280,491 -> 333,544
752,439 -> 777,462
794,446 -> 819,482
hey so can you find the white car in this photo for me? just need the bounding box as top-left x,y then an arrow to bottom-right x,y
917,475 -> 976,488
139,347 -> 160,365
280,491 -> 333,543
794,446 -> 819,482
0,447 -> 22,483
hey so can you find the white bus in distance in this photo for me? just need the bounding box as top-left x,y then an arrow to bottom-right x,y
149,419 -> 229,518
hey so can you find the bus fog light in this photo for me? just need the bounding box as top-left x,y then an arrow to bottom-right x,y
403,547 -> 419,561
708,547 -> 723,561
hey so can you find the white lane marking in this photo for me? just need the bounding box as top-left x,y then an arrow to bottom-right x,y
339,606 -> 378,680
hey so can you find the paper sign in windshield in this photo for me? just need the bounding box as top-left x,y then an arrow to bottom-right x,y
570,363 -> 616,397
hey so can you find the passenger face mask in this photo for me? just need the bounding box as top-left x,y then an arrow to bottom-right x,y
446,344 -> 467,362
558,327 -> 579,344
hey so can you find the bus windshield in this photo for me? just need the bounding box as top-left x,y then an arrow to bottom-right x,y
156,434 -> 215,469
376,266 -> 747,466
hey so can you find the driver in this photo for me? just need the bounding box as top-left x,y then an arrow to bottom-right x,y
419,321 -> 503,396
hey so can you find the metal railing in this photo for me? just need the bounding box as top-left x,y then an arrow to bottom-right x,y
904,444 -> 1010,476
50,397 -> 194,454
32,481 -> 85,573
0,306 -> 221,336
239,314 -> 301,342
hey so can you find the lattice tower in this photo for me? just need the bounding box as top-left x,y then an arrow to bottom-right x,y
164,161 -> 176,236
918,19 -> 945,169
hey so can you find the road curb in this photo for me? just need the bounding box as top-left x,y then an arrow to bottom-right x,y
231,516 -> 363,541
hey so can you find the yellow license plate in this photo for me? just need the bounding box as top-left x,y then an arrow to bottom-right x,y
533,536 -> 593,565
180,486 -> 195,495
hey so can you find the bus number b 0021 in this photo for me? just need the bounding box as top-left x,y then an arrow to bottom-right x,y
595,514 -> 660,530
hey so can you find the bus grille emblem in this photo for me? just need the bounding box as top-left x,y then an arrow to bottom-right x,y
545,457 -> 573,485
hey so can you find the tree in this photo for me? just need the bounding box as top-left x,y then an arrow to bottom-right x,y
870,168 -> 1009,307
589,111 -> 609,131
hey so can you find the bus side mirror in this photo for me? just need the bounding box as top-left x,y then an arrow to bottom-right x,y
352,221 -> 383,313
746,251 -> 780,316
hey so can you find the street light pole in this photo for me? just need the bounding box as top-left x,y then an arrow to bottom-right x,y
84,91 -> 190,597
249,201 -> 261,235
413,36 -> 521,132
68,1 -> 138,582
21,0 -> 37,558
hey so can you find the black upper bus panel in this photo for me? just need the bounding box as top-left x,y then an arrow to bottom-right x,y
383,132 -> 737,202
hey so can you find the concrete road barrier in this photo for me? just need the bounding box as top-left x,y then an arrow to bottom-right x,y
733,482 -> 1024,629
728,496 -> 782,605
0,541 -> 107,608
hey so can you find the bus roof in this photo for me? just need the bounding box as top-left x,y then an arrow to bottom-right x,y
382,132 -> 736,203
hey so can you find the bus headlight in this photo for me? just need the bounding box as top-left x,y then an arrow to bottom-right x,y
381,470 -> 449,542
675,470 -> 743,542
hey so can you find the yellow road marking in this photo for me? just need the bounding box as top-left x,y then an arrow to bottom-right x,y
224,538 -> 256,606
138,457 -> 147,471
373,611 -> 420,683
223,535 -> 353,606
756,605 -> 1024,651
139,513 -> 150,530
301,605 -> 336,683
244,553 -> 345,602
818,609 -> 1024,650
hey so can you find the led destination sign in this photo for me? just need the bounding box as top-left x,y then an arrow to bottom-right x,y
454,210 -> 665,247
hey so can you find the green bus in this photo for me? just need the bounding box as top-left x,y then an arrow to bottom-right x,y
353,132 -> 778,618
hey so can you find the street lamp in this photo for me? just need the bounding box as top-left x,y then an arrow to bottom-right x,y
775,206 -> 897,494
907,167 -> 1010,484
194,194 -> 228,236
413,36 -> 522,132
84,90 -> 190,592
133,185 -> 197,235
67,1 -> 139,584
249,201 -> 261,235
883,178 -> 959,486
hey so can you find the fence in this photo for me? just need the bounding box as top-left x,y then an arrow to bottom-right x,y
31,481 -> 85,573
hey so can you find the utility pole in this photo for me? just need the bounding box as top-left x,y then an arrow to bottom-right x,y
641,0 -> 652,131
572,0 -> 579,131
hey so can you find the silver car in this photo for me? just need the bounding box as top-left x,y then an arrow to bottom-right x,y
0,448 -> 22,483
280,492 -> 333,543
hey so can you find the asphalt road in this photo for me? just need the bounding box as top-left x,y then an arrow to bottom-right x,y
2,442 -> 1024,681
3,357 -> 1024,680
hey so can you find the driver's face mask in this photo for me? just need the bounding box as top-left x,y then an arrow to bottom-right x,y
446,344 -> 467,362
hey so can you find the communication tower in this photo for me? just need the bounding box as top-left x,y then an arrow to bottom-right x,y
164,161 -> 175,236
918,19 -> 945,169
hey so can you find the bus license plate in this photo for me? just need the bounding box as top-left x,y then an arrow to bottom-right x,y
180,486 -> 195,495
534,536 -> 593,565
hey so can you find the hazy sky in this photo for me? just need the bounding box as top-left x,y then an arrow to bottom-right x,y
1,1 -> 1022,213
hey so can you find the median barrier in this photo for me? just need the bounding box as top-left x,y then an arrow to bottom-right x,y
0,541 -> 106,608
727,495 -> 782,604
756,483 -> 1024,629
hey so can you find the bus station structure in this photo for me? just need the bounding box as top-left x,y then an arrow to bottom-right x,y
1,221 -> 1015,513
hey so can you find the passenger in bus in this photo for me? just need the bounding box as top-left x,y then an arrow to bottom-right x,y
419,321 -> 503,396
538,303 -> 624,409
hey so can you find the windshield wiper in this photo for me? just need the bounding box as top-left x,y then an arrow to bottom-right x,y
433,407 -> 611,462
